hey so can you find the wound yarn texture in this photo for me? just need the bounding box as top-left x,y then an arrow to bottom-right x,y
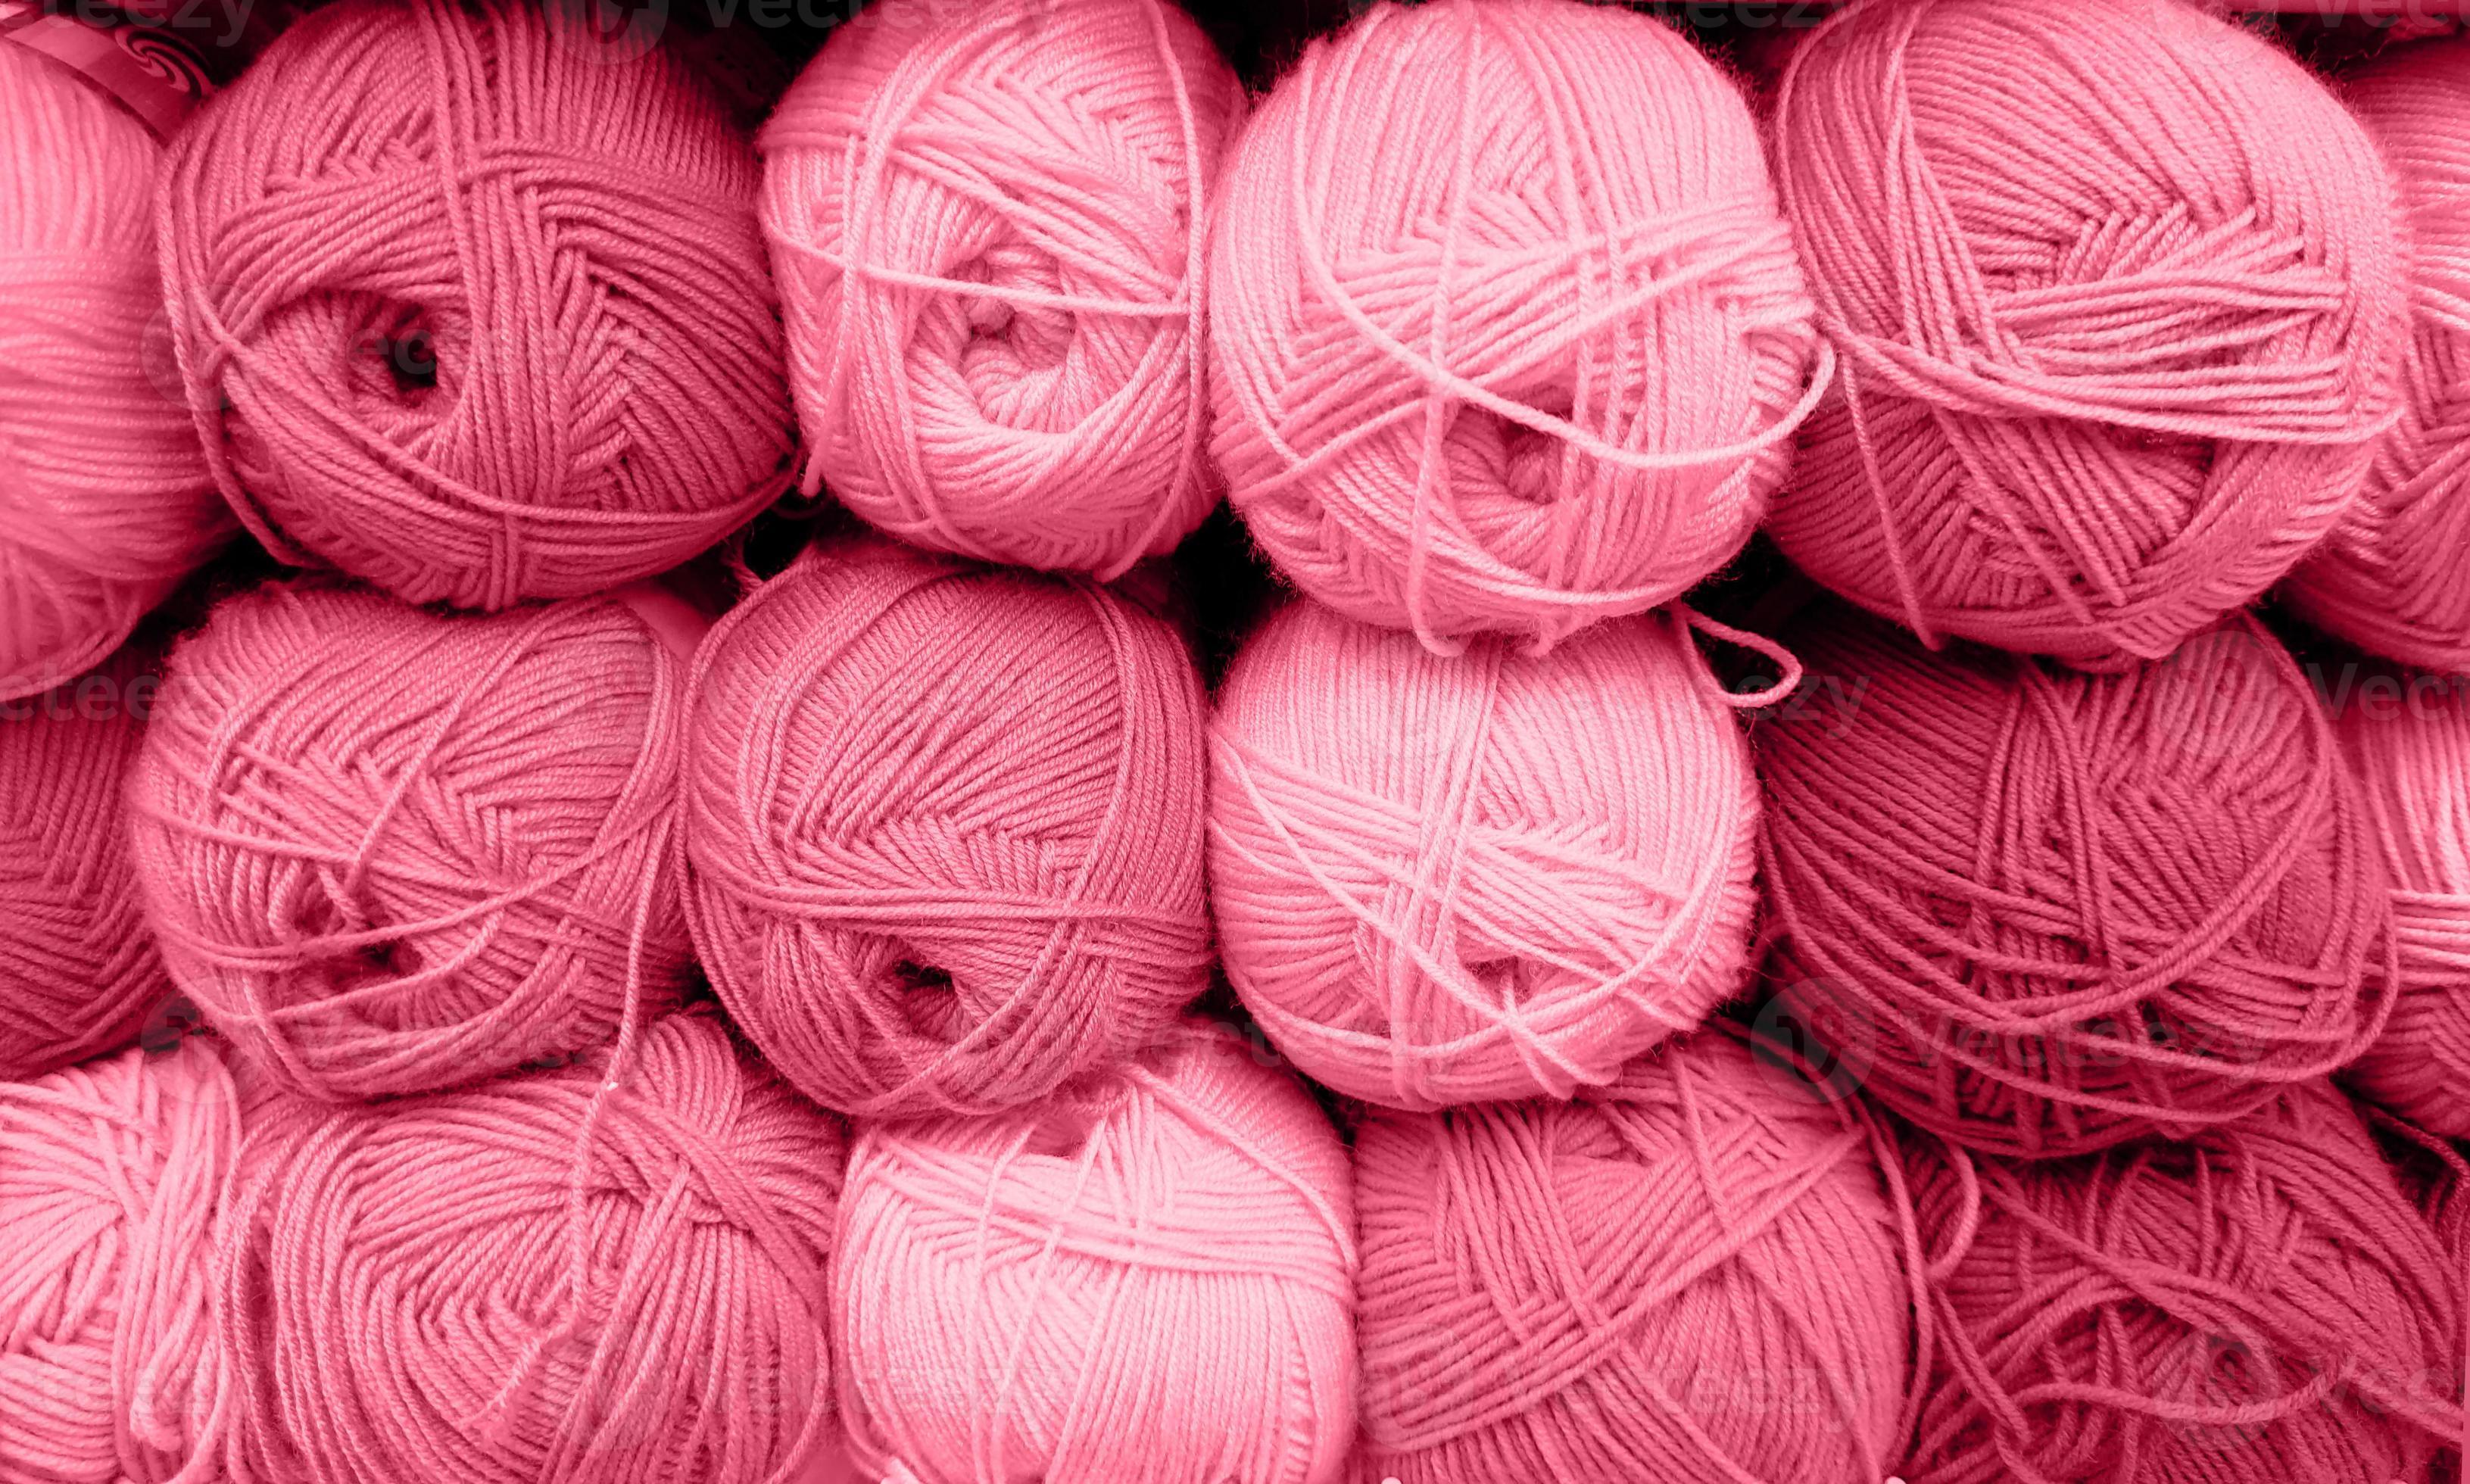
1757,606 -> 2390,1159
1352,1029 -> 1913,1484
129,583 -> 694,1102
760,0 -> 1244,578
2286,33 -> 2470,672
833,1025 -> 1358,1484
1902,1084 -> 2461,1484
684,537 -> 1212,1119
155,0 -> 794,610
1770,0 -> 2406,667
0,1038 -> 238,1484
216,1010 -> 841,1484
1208,597 -> 1760,1110
0,649 -> 172,1083
1209,0 -> 1821,653
0,45 -> 225,702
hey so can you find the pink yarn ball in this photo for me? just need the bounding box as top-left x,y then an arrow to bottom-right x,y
1354,1030 -> 1913,1484
1208,597 -> 1760,1109
155,0 -> 793,610
0,1038 -> 239,1484
2334,673 -> 2470,1138
1208,0 -> 1821,652
684,538 -> 1212,1118
2286,35 -> 2470,670
0,45 -> 225,702
217,1009 -> 841,1484
1770,0 -> 2408,668
833,1024 -> 1357,1484
0,650 -> 173,1082
760,0 -> 1245,578
1903,1083 -> 2460,1484
129,582 -> 696,1102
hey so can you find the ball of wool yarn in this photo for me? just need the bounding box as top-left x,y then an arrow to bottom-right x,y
833,1024 -> 1357,1484
154,0 -> 793,611
0,649 -> 174,1083
1209,597 -> 1761,1110
1208,0 -> 1822,653
2285,36 -> 2470,672
0,1037 -> 239,1484
1353,1028 -> 1914,1484
0,45 -> 225,703
2333,674 -> 2470,1137
1901,1083 -> 2461,1484
759,0 -> 1245,578
128,581 -> 696,1102
1769,0 -> 2408,668
217,1009 -> 841,1484
1758,605 -> 2390,1158
684,538 -> 1212,1118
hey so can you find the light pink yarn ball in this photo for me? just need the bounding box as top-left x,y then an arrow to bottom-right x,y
156,0 -> 794,610
0,45 -> 225,702
0,1038 -> 239,1484
217,1010 -> 842,1484
1208,0 -> 1821,653
834,1025 -> 1357,1484
1770,0 -> 2408,668
1355,1030 -> 1913,1484
684,538 -> 1212,1119
761,0 -> 1244,577
0,650 -> 173,1083
2337,675 -> 2470,1138
2287,35 -> 2470,671
1208,598 -> 1760,1109
128,582 -> 697,1102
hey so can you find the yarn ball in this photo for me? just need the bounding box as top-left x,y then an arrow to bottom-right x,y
833,1024 -> 1357,1484
128,581 -> 696,1102
1208,0 -> 1821,653
0,1037 -> 239,1484
1208,597 -> 1760,1110
1758,605 -> 2390,1158
1901,1083 -> 2460,1484
759,0 -> 1244,578
1353,1027 -> 1913,1484
684,537 -> 1212,1118
2332,672 -> 2470,1138
0,44 -> 224,703
1770,0 -> 2408,668
0,649 -> 174,1082
2286,35 -> 2470,671
217,1009 -> 842,1484
155,0 -> 793,611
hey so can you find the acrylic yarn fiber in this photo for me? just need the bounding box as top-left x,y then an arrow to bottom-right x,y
0,649 -> 173,1083
0,44 -> 223,702
2332,674 -> 2470,1137
1758,606 -> 2390,1159
833,1025 -> 1357,1484
1770,0 -> 2407,668
0,1038 -> 238,1484
217,1009 -> 841,1484
1353,1028 -> 1916,1484
155,0 -> 793,610
2286,34 -> 2470,672
760,0 -> 1243,578
685,538 -> 1212,1118
1209,0 -> 1822,653
128,581 -> 695,1102
1901,1083 -> 2461,1484
1209,597 -> 1763,1110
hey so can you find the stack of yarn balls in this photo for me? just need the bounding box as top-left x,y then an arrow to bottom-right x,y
6,0 -> 2470,1482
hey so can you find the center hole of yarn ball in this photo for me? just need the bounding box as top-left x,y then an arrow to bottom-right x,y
891,956 -> 960,1039
956,244 -> 1074,424
1456,392 -> 1577,508
345,299 -> 449,410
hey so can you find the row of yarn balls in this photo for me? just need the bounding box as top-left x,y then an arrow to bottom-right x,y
3,0 -> 2470,1481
